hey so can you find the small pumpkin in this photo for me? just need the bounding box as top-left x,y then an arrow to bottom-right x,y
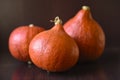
64,6 -> 105,62
9,24 -> 45,62
29,17 -> 79,72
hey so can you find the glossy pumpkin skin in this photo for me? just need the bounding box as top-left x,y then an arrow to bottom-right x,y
64,6 -> 105,62
9,25 -> 45,62
29,19 -> 79,72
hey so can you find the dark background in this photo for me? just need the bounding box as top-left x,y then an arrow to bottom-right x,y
0,0 -> 120,52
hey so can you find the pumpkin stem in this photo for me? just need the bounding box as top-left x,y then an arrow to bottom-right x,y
82,6 -> 90,10
29,24 -> 34,27
50,16 -> 62,25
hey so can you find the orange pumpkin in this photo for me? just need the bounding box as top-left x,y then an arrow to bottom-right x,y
29,17 -> 79,72
64,6 -> 105,62
9,24 -> 45,62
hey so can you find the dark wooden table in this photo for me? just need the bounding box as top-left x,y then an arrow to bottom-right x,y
0,47 -> 120,80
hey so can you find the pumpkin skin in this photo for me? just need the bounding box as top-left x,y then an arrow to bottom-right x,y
64,6 -> 105,62
9,24 -> 45,62
29,17 -> 79,72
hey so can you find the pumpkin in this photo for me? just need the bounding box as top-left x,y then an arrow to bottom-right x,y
29,17 -> 79,72
64,6 -> 105,62
9,24 -> 45,62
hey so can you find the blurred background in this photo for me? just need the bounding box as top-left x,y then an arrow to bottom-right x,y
0,0 -> 120,52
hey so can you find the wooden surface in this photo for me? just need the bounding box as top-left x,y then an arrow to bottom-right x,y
0,47 -> 120,80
